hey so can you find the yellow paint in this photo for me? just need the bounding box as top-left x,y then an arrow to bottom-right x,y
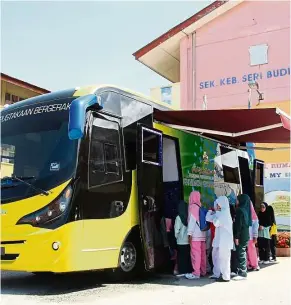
1,172 -> 139,273
0,162 -> 14,178
73,85 -> 99,97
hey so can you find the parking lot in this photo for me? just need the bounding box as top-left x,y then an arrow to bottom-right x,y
1,258 -> 290,305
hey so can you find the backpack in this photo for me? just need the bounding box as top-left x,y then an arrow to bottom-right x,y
194,203 -> 210,231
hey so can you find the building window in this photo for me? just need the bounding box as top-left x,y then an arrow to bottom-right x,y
5,93 -> 11,104
1,144 -> 15,164
12,95 -> 19,103
4,92 -> 24,105
161,86 -> 172,105
249,44 -> 268,66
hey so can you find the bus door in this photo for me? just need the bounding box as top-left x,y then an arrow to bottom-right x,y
252,159 -> 265,212
137,125 -> 164,271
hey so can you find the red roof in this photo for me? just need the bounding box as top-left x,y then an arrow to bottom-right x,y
1,73 -> 50,94
133,0 -> 228,60
154,108 -> 290,145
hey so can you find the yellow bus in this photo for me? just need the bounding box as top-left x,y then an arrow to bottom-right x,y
0,85 -> 264,279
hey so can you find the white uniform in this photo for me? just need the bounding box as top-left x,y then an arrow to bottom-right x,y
206,196 -> 233,281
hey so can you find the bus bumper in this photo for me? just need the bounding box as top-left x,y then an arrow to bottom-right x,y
0,221 -> 125,273
1,221 -> 94,273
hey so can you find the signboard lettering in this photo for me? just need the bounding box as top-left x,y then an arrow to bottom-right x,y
1,102 -> 70,123
199,67 -> 290,90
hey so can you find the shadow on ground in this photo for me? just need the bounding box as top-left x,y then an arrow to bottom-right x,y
1,270 -> 216,296
0,261 -> 280,296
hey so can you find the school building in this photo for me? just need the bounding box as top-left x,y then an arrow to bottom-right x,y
133,0 -> 290,229
1,73 -> 50,109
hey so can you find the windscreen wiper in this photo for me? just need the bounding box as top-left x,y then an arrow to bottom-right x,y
1,175 -> 49,196
1,175 -> 32,186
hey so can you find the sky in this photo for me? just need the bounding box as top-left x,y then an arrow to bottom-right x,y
1,1 -> 212,95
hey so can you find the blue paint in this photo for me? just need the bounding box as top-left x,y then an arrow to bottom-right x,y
68,94 -> 101,140
200,80 -> 215,89
267,68 -> 290,78
200,66 -> 290,89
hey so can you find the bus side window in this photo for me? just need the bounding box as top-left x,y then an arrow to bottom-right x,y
89,117 -> 123,188
104,143 -> 119,175
90,140 -> 105,173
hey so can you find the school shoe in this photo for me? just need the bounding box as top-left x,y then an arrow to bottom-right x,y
232,272 -> 247,281
185,274 -> 200,280
258,260 -> 264,264
230,272 -> 238,277
216,277 -> 230,282
263,260 -> 271,265
209,274 -> 220,279
248,266 -> 260,271
253,266 -> 260,271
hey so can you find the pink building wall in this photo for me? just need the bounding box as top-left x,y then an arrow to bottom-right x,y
181,0 -> 290,110
180,35 -> 193,110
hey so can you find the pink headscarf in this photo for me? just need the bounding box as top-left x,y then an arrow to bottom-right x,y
165,218 -> 172,232
188,191 -> 201,221
250,201 -> 258,221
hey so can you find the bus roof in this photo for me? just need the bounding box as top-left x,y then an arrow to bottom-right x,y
1,84 -> 174,113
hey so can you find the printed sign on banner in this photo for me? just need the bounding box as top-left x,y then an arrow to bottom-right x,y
264,162 -> 290,231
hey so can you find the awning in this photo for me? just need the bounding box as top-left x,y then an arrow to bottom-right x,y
154,107 -> 290,145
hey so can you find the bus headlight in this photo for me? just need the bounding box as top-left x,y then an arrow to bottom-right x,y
16,185 -> 73,227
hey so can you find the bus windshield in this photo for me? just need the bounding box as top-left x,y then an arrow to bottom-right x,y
1,98 -> 78,203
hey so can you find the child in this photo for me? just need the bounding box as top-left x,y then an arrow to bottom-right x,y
247,202 -> 260,271
174,200 -> 192,276
258,202 -> 272,264
206,228 -> 212,274
233,194 -> 251,280
206,196 -> 233,282
165,218 -> 178,275
230,203 -> 238,276
268,205 -> 277,261
186,191 -> 207,280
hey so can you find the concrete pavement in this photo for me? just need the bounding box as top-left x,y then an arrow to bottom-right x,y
1,258 -> 290,305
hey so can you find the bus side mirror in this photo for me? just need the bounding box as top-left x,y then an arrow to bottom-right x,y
68,94 -> 102,140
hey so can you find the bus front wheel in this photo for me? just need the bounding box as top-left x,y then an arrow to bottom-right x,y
119,241 -> 137,273
108,237 -> 144,281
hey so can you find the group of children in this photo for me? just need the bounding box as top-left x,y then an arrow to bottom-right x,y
169,190 -> 277,282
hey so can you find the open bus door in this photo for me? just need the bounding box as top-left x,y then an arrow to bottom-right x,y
137,124 -> 164,271
252,159 -> 265,212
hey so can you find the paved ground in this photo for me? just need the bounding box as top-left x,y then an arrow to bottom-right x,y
1,258 -> 290,305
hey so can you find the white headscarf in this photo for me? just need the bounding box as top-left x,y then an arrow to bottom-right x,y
212,196 -> 233,249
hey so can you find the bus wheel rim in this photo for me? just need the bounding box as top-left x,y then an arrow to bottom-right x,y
120,242 -> 137,272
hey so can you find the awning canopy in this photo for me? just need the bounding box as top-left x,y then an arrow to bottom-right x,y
154,108 -> 290,145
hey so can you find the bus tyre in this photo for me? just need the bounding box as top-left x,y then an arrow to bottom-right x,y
120,241 -> 137,272
108,239 -> 143,282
